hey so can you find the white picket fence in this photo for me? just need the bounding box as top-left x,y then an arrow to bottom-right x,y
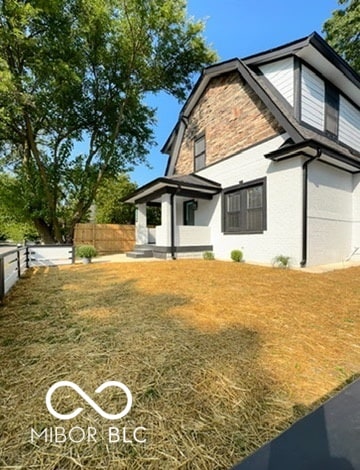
0,245 -> 74,300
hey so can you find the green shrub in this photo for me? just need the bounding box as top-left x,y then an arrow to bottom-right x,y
75,245 -> 98,259
230,249 -> 243,262
273,254 -> 290,268
203,251 -> 215,260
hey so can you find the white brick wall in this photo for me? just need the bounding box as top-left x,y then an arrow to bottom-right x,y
197,134 -> 304,266
175,226 -> 211,246
307,160 -> 353,265
352,174 -> 360,252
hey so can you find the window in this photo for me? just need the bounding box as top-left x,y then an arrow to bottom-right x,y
194,134 -> 206,171
183,200 -> 197,226
223,179 -> 266,233
325,83 -> 339,137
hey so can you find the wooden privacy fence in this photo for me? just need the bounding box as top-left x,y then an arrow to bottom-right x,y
74,224 -> 135,254
0,245 -> 74,301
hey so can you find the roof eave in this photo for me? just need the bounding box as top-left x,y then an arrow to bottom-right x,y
122,176 -> 221,204
265,139 -> 360,171
307,32 -> 360,89
243,34 -> 311,65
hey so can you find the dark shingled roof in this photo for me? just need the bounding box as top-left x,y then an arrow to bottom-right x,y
162,32 -> 360,175
122,174 -> 221,204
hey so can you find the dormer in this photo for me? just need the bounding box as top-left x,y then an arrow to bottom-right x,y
245,32 -> 360,154
163,33 -> 360,178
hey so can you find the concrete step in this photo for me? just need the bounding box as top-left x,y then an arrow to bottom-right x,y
126,250 -> 153,258
134,244 -> 155,251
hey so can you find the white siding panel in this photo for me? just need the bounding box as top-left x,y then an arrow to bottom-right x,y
260,58 -> 294,106
339,96 -> 360,152
301,66 -> 325,131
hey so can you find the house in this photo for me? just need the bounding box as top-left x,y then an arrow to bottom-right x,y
125,33 -> 360,267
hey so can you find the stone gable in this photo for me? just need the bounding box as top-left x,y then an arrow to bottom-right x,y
174,71 -> 283,175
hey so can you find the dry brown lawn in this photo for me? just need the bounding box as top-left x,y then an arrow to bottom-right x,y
0,260 -> 359,469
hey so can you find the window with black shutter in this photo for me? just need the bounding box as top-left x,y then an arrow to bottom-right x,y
223,178 -> 266,234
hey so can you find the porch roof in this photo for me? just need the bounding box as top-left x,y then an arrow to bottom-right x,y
123,174 -> 222,204
265,139 -> 360,173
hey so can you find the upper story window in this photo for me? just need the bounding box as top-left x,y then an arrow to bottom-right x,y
194,134 -> 206,171
300,64 -> 360,152
260,59 -> 360,153
223,178 -> 266,234
325,82 -> 339,137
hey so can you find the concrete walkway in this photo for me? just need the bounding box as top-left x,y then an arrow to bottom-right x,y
84,253 -> 360,272
301,260 -> 360,273
85,253 -> 164,264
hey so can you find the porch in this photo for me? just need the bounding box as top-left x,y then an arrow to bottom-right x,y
123,175 -> 221,259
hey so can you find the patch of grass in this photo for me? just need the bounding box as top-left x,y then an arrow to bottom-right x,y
203,250 -> 215,260
0,261 -> 359,469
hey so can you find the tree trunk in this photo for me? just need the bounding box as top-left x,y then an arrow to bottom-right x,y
67,217 -> 83,245
32,218 -> 56,244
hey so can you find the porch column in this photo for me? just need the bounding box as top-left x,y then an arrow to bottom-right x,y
135,203 -> 147,245
159,193 -> 172,246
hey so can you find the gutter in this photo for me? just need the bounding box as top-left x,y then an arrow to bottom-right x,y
300,148 -> 322,268
164,117 -> 188,176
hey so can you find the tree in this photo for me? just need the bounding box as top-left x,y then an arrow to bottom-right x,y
323,0 -> 360,73
0,174 -> 39,242
95,174 -> 137,224
95,174 -> 162,225
0,0 -> 217,243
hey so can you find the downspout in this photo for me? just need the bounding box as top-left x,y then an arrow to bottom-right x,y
300,148 -> 322,268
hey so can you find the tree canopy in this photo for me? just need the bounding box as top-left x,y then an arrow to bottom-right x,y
323,0 -> 360,73
0,0 -> 216,242
94,173 -> 161,225
0,173 -> 39,242
95,174 -> 137,224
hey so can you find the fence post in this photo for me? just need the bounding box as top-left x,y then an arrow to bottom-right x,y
71,245 -> 75,264
25,246 -> 29,268
17,248 -> 21,278
92,224 -> 96,248
0,257 -> 4,301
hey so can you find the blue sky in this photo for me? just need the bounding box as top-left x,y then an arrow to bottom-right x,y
130,0 -> 340,186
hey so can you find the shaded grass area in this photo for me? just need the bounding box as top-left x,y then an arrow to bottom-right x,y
0,260 -> 359,469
